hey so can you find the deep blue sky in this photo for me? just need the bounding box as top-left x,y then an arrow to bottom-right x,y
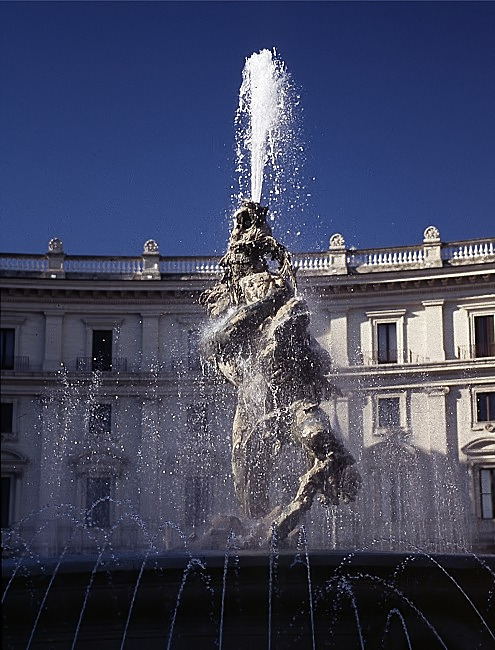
1,1 -> 494,257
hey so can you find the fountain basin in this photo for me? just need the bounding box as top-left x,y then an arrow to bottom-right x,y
3,551 -> 494,648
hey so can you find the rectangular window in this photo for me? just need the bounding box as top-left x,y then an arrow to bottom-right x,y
474,315 -> 495,358
480,468 -> 495,519
1,328 -> 15,370
86,477 -> 111,528
188,329 -> 201,371
185,476 -> 209,527
89,404 -> 112,436
187,404 -> 207,435
476,392 -> 495,422
378,397 -> 401,429
377,323 -> 397,364
1,403 -> 14,433
1,477 -> 12,528
92,330 -> 113,371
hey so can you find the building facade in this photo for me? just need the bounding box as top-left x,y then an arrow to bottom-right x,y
1,229 -> 494,554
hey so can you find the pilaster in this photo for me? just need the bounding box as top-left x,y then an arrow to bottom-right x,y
422,299 -> 446,362
141,313 -> 160,370
43,311 -> 64,372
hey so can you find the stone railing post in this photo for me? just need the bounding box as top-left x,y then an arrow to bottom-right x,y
328,233 -> 348,274
422,226 -> 443,268
142,239 -> 161,280
45,238 -> 66,278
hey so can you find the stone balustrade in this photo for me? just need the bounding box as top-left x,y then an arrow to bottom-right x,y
1,231 -> 493,279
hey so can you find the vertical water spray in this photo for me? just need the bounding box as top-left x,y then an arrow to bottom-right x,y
235,49 -> 303,221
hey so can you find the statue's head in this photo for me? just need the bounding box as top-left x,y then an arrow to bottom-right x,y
234,200 -> 270,234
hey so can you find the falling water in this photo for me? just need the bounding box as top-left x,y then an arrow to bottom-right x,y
234,49 -> 304,223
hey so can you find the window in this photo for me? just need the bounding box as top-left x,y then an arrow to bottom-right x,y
188,329 -> 201,371
187,404 -> 207,435
1,476 -> 12,528
92,330 -> 112,371
185,476 -> 209,527
474,315 -> 495,358
1,328 -> 15,370
1,402 -> 13,434
377,323 -> 397,364
366,310 -> 405,366
480,468 -> 495,519
89,404 -> 112,436
378,397 -> 401,429
476,392 -> 495,423
86,477 -> 111,528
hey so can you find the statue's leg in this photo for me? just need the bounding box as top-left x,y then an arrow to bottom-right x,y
269,404 -> 360,541
231,404 -> 273,520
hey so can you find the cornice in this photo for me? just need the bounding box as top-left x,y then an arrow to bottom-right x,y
303,268 -> 495,298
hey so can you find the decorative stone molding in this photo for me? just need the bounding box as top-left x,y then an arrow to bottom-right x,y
1,449 -> 29,474
461,437 -> 495,457
329,233 -> 345,250
422,225 -> 442,268
142,240 -> 161,279
423,226 -> 441,243
328,233 -> 347,275
143,239 -> 159,254
69,450 -> 128,477
46,237 -> 66,278
48,238 -> 64,254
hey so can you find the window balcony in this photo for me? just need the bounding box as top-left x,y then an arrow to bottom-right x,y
1,356 -> 30,372
357,350 -> 431,366
76,357 -> 128,372
456,344 -> 495,360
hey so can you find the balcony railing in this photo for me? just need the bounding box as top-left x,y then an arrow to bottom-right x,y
456,344 -> 495,360
0,356 -> 30,371
1,235 -> 494,279
76,357 -> 128,372
357,350 -> 431,365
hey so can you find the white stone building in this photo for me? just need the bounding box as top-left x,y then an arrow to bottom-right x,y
1,229 -> 494,554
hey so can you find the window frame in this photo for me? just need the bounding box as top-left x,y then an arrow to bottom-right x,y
374,391 -> 408,435
82,318 -> 123,372
471,386 -> 495,432
184,475 -> 210,528
187,328 -> 201,372
473,314 -> 495,358
85,476 -> 113,529
0,328 -> 16,370
479,467 -> 495,520
91,329 -> 113,372
463,306 -> 495,360
365,310 -> 406,366
88,403 -> 112,437
1,400 -> 16,440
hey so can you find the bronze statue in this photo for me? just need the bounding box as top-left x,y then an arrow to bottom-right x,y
200,200 -> 361,543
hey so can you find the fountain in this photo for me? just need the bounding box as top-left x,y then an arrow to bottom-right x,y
199,199 -> 361,545
2,49 -> 494,648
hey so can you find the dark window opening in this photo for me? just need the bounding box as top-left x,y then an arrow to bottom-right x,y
480,468 -> 495,519
378,397 -> 401,429
86,477 -> 111,528
474,315 -> 495,358
1,403 -> 14,433
1,329 -> 15,370
377,323 -> 397,364
188,330 -> 201,371
89,404 -> 112,436
1,477 -> 12,528
476,392 -> 495,422
92,330 -> 113,371
185,476 -> 209,527
187,404 -> 207,435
